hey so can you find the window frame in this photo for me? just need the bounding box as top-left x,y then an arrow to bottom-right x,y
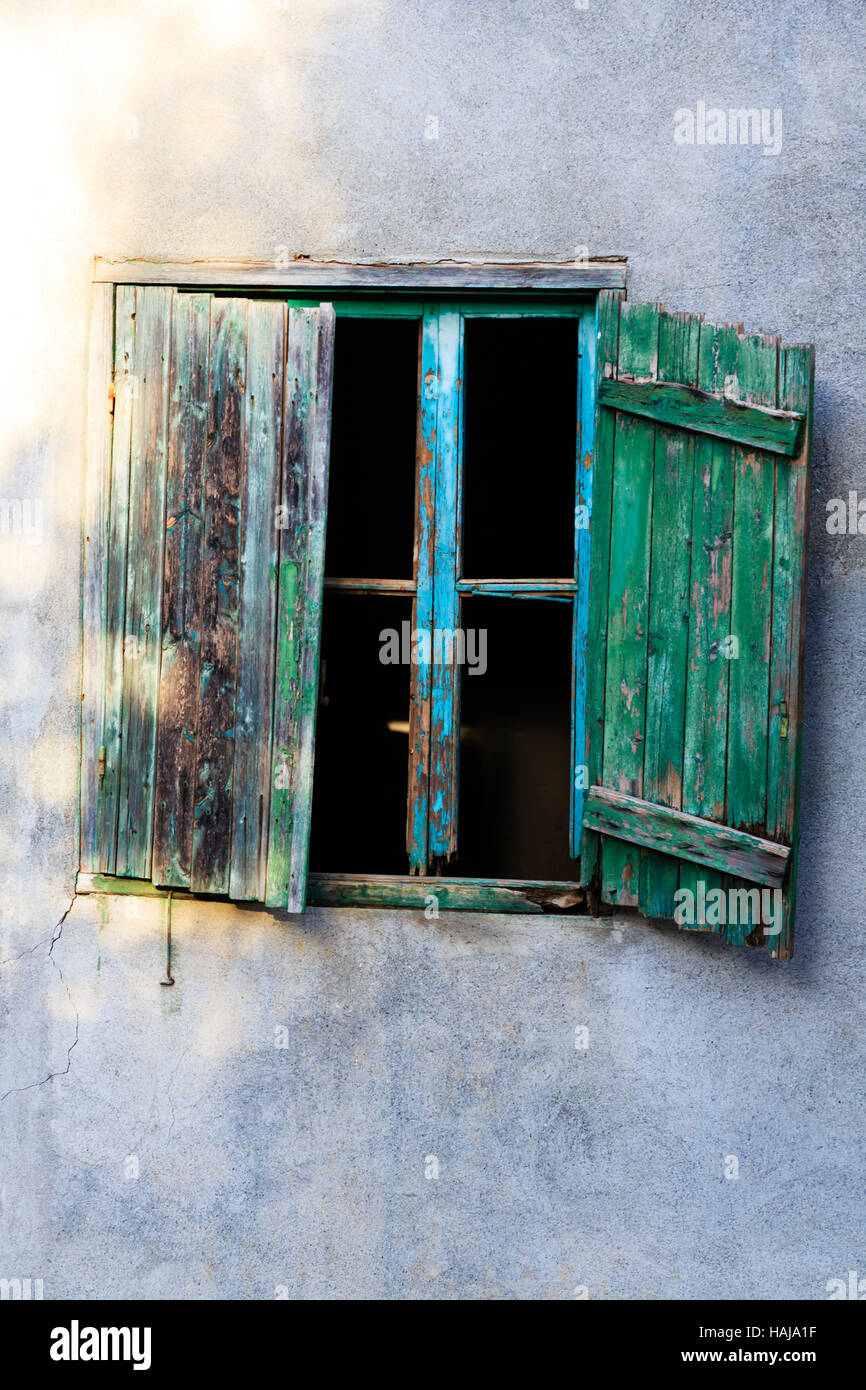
80,259 -> 628,917
291,294 -> 599,908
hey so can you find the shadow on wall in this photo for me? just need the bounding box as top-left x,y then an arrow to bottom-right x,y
0,0 -> 858,987
0,0 -> 361,949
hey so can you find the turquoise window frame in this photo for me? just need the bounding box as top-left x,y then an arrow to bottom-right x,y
312,293 -> 599,907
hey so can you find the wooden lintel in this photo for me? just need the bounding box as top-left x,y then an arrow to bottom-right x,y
93,258 -> 628,292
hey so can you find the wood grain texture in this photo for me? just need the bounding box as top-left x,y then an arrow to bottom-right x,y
723,332 -> 778,946
285,305 -> 335,911
80,283 -> 115,872
94,257 -> 628,292
325,577 -> 417,593
599,300 -> 660,906
572,306 -> 598,856
598,377 -> 803,455
583,786 -> 789,888
116,285 -> 172,878
678,322 -> 739,930
229,301 -> 285,901
265,310 -> 315,907
579,289 -> 623,885
407,310 -> 437,873
639,310 -> 701,918
266,305 -> 336,911
581,299 -> 812,952
98,286 -> 137,873
586,789 -> 789,884
152,293 -> 210,888
428,310 -> 463,865
456,578 -> 576,596
76,870 -> 605,920
191,297 -> 246,893
307,874 -> 593,914
768,344 -> 813,958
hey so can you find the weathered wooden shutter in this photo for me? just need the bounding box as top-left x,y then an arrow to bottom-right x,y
81,287 -> 335,913
580,292 -> 812,956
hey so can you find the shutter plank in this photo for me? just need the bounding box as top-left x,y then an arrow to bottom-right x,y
767,345 -> 813,957
81,283 -> 114,872
678,322 -> 739,929
229,301 -> 285,900
153,293 -> 210,887
724,333 -> 778,946
286,306 -> 336,910
266,309 -> 317,907
580,289 -> 622,884
191,298 -> 246,894
600,300 -> 660,905
99,287 -> 136,872
639,310 -> 701,918
266,306 -> 336,910
116,286 -> 172,877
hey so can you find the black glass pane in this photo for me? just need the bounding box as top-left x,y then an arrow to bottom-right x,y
324,319 -> 418,579
309,594 -> 412,874
455,598 -> 574,880
461,318 -> 578,579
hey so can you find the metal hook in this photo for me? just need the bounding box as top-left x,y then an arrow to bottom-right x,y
160,891 -> 175,987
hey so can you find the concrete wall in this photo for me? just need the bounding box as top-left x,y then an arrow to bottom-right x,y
1,0 -> 864,1299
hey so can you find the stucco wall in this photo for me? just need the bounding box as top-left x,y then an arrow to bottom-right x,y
1,0 -> 864,1299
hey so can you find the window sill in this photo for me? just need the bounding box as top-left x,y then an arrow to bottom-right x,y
308,874 -> 598,915
76,872 -> 607,919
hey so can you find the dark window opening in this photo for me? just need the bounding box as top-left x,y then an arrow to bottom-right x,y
460,318 -> 578,580
324,318 -> 419,580
313,307 -> 582,893
309,593 -> 412,875
454,598 -> 574,881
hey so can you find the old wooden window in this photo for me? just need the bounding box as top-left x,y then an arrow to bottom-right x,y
307,301 -> 596,910
79,264 -> 812,955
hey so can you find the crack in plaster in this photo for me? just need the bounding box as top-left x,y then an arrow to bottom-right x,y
0,895 -> 80,1104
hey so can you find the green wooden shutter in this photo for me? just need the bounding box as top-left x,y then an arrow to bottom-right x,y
265,307 -> 335,912
80,288 -> 335,912
581,292 -> 812,957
